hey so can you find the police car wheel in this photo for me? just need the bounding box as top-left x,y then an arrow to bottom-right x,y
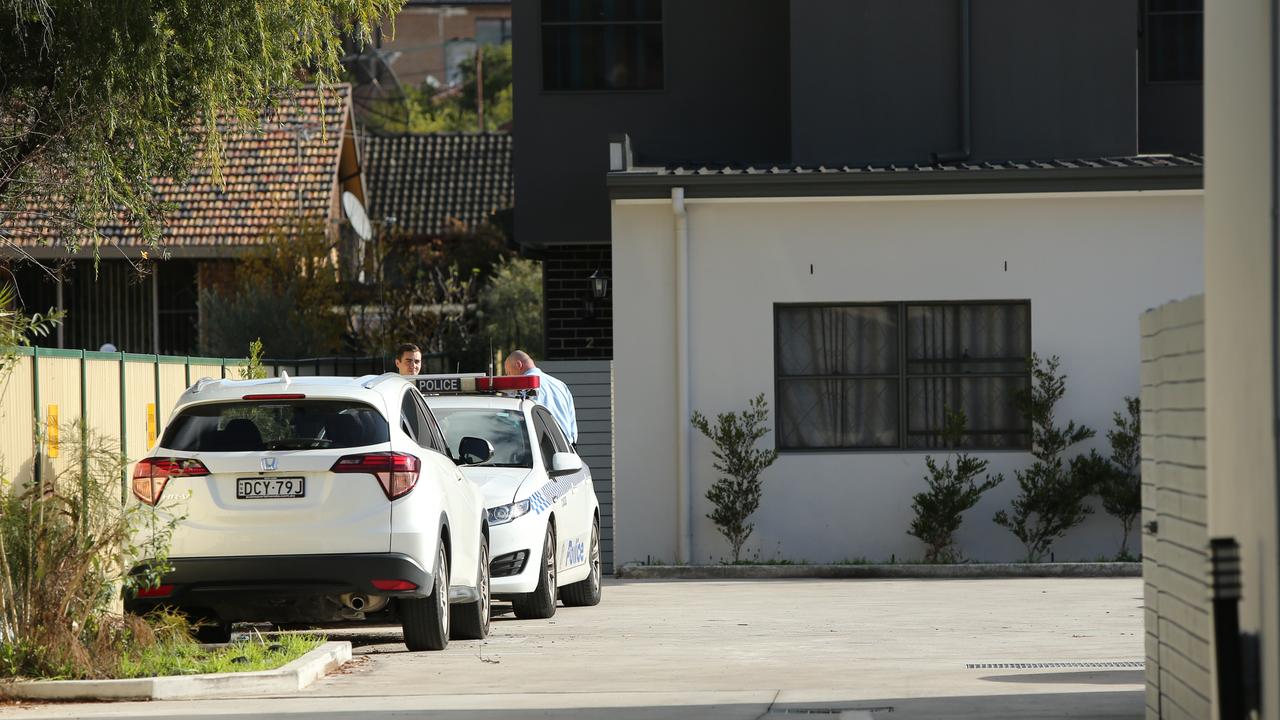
402,543 -> 450,651
561,519 -> 602,607
450,534 -> 491,640
512,525 -> 557,619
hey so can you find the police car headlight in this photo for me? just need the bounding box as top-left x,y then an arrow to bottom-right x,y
487,500 -> 532,526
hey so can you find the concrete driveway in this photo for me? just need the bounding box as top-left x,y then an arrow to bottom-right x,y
1,577 -> 1145,719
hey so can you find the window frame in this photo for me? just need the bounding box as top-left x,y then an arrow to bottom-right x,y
538,0 -> 667,94
1142,0 -> 1203,85
530,412 -> 559,470
534,406 -> 573,454
410,390 -> 450,456
773,300 -> 1032,453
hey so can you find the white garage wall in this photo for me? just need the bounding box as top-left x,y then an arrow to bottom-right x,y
613,191 -> 1203,565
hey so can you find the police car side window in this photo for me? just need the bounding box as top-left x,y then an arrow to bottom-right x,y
532,414 -> 556,470
400,392 -> 420,442
536,407 -> 572,454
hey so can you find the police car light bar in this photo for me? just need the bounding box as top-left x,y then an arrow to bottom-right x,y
477,375 -> 540,392
411,374 -> 540,395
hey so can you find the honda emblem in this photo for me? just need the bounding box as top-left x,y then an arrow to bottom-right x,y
261,457 -> 277,472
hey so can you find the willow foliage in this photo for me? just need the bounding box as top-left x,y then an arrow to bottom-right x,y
1,0 -> 402,252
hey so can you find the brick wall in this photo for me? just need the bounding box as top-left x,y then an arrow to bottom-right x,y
1140,295 -> 1211,720
542,245 -> 613,360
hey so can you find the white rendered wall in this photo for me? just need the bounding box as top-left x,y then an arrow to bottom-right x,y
612,192 -> 1204,565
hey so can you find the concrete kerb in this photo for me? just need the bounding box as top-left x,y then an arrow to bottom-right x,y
615,562 -> 1142,580
0,641 -> 351,702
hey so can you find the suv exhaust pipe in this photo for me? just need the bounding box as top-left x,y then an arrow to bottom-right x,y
340,593 -> 389,614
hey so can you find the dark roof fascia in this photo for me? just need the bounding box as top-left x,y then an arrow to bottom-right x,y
3,245 -> 261,261
606,165 -> 1204,201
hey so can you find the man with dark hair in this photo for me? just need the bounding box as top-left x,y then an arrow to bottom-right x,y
394,343 -> 422,376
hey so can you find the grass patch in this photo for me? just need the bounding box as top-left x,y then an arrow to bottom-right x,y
117,632 -> 323,678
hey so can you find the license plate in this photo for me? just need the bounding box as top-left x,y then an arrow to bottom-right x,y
236,477 -> 305,499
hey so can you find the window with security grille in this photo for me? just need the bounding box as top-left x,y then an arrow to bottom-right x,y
774,301 -> 1031,451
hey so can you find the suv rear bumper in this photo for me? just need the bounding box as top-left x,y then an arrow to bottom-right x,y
125,552 -> 434,622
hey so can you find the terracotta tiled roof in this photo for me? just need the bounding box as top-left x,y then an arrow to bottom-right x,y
359,132 -> 513,237
3,85 -> 352,251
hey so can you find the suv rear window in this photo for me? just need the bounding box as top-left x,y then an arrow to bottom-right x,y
160,400 -> 389,452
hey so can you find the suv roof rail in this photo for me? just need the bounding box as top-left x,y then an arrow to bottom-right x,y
362,372 -> 405,389
189,377 -> 221,394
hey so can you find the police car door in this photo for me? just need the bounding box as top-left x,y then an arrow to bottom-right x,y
533,406 -> 590,571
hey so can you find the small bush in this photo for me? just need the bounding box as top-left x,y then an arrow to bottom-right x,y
994,354 -> 1097,562
691,394 -> 779,563
1095,397 -> 1142,558
0,422 -> 180,678
908,409 -> 1003,563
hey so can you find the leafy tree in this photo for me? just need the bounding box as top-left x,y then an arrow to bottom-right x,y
994,354 -> 1097,562
908,409 -> 1003,563
479,256 -> 543,360
1097,397 -> 1142,559
363,44 -> 512,133
199,221 -> 346,357
691,394 -> 779,563
0,282 -> 61,375
1,0 -> 402,253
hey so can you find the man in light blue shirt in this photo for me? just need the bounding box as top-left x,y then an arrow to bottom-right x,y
504,350 -> 578,445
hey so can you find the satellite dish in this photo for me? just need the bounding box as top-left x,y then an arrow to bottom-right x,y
343,191 -> 373,241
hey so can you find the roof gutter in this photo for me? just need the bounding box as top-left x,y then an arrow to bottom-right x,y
933,0 -> 972,164
606,164 -> 1204,200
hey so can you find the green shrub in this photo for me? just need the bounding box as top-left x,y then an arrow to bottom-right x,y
691,394 -> 779,563
994,354 -> 1097,562
908,409 -> 1003,563
1096,397 -> 1142,559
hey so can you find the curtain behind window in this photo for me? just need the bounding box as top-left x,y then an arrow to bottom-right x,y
777,305 -> 898,448
905,303 -> 1029,449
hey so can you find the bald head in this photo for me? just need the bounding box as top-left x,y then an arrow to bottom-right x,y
504,350 -> 535,376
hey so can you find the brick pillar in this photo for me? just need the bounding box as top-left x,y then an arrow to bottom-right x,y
542,244 -> 612,360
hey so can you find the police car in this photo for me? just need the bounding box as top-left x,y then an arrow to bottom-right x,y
415,374 -> 602,618
125,373 -> 491,651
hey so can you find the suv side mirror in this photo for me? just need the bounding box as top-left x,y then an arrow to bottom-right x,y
457,436 -> 494,466
549,452 -> 583,477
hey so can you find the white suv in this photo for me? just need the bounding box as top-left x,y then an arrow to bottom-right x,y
125,374 -> 490,651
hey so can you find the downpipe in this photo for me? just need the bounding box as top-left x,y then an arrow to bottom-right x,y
673,187 -> 692,565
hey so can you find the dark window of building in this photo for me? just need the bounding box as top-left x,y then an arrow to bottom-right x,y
476,17 -> 513,46
775,301 -> 1031,452
541,0 -> 663,91
1146,0 -> 1203,83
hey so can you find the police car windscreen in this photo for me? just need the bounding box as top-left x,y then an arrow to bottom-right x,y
433,408 -> 532,468
160,400 -> 389,452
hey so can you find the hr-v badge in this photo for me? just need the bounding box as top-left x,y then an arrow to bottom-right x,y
261,457 -> 278,472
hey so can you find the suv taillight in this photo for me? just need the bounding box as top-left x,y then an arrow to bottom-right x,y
330,452 -> 421,500
132,457 -> 210,505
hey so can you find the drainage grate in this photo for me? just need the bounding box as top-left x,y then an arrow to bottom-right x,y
966,660 -> 1144,670
773,709 -> 894,715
